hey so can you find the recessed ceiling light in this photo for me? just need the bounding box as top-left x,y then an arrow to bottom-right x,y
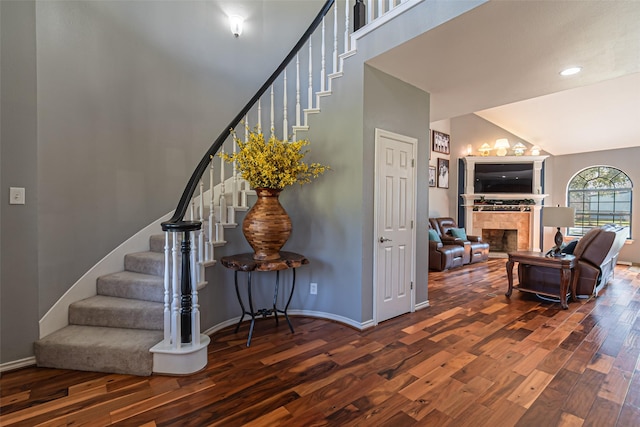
560,67 -> 582,76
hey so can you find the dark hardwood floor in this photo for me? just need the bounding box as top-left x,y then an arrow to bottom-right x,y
2,259 -> 640,426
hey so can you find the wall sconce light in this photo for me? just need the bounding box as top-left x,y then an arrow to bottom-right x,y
466,144 -> 472,156
478,143 -> 492,156
512,142 -> 526,156
530,145 -> 541,156
494,138 -> 510,156
229,15 -> 244,38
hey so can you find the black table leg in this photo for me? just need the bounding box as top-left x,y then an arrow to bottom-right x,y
281,269 -> 295,334
233,271 -> 245,333
273,271 -> 280,326
246,271 -> 256,347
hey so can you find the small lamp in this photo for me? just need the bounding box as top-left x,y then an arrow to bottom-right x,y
543,206 -> 575,256
512,142 -> 526,156
229,15 -> 244,38
530,145 -> 541,156
494,138 -> 510,156
478,143 -> 492,156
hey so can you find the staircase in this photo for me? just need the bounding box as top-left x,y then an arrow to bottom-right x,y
34,0 -> 424,376
35,235 -> 167,376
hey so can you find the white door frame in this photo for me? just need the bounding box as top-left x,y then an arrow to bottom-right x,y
373,128 -> 417,325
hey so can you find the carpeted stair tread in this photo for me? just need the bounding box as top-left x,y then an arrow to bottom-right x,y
69,295 -> 163,330
34,325 -> 163,376
149,234 -> 165,253
124,251 -> 164,276
97,271 -> 164,303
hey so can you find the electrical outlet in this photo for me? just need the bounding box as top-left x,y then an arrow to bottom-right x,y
9,187 -> 25,205
310,282 -> 317,295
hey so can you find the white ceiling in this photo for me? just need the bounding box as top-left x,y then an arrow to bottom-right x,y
366,0 -> 640,156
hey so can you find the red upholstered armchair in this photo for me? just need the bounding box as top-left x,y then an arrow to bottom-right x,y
429,217 -> 490,265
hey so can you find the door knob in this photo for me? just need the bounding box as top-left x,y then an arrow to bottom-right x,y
379,237 -> 392,243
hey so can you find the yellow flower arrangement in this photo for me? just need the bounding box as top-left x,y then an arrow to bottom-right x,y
220,129 -> 329,190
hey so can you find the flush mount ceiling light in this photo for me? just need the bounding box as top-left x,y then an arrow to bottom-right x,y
560,66 -> 582,76
229,15 -> 244,38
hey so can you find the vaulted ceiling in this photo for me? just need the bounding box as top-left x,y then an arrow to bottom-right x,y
367,0 -> 640,156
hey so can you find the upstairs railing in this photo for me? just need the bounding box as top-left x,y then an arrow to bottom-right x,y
158,0 -> 415,352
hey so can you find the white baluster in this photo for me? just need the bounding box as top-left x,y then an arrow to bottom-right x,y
321,17 -> 326,92
378,0 -> 384,19
198,179 -> 204,278
163,232 -> 171,343
219,148 -> 227,224
295,54 -> 301,129
270,85 -> 275,137
283,68 -> 288,140
345,0 -> 350,54
368,0 -> 374,23
332,2 -> 338,74
208,158 -> 214,259
257,98 -> 262,132
171,233 -> 180,348
308,39 -> 313,110
388,0 -> 394,12
190,230 -> 200,346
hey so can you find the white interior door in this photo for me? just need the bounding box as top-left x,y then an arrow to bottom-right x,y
374,129 -> 416,323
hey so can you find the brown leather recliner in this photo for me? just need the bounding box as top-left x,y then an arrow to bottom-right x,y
429,223 -> 466,271
429,217 -> 490,264
518,224 -> 628,299
572,224 -> 627,297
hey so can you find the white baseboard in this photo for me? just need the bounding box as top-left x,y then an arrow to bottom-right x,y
203,310 -> 370,336
0,356 -> 36,373
415,300 -> 430,311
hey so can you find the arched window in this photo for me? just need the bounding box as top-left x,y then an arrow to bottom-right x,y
567,166 -> 632,238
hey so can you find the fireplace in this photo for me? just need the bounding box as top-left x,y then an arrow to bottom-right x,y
461,156 -> 550,252
482,229 -> 518,253
472,211 -> 532,251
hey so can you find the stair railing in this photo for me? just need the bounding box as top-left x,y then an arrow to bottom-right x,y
158,0 -> 414,352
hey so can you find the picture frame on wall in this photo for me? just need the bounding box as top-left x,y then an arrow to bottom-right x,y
428,166 -> 436,187
432,130 -> 450,154
437,158 -> 449,189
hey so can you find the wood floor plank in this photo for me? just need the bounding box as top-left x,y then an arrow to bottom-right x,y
1,261 -> 639,426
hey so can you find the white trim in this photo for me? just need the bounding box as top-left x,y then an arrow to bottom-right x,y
373,128 -> 418,326
202,310 -> 373,335
350,0 -> 424,50
415,300 -> 430,311
0,356 -> 36,373
38,212 -> 173,338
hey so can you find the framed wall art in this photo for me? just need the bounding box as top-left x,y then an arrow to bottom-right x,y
432,130 -> 450,154
428,166 -> 436,187
437,158 -> 449,189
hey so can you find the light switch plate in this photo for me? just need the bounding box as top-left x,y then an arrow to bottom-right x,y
9,187 -> 25,205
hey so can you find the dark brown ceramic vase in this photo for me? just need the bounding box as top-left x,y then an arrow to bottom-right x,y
242,188 -> 292,260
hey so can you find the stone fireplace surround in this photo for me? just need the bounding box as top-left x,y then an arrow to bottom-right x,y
461,156 -> 549,252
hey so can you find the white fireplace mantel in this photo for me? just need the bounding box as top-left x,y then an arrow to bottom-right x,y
461,155 -> 549,252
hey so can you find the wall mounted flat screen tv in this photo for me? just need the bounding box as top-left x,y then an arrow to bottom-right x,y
474,163 -> 533,194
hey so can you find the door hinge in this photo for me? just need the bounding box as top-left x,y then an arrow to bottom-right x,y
411,220 -> 414,229
411,281 -> 413,290
411,158 -> 415,167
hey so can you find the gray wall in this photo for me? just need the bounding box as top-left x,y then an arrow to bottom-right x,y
545,147 -> 640,265
0,0 -> 323,365
0,0 -> 491,364
1,0 -> 40,364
